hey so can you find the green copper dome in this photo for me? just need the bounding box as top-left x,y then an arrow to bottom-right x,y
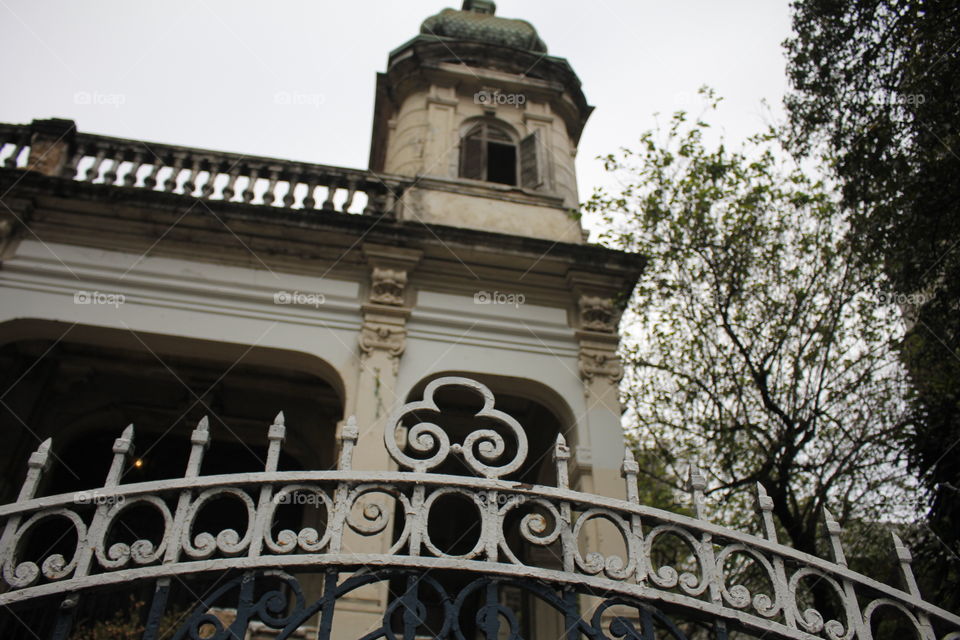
420,1 -> 548,54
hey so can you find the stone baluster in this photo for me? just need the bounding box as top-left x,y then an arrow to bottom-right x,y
84,148 -> 107,182
282,172 -> 299,208
163,416 -> 211,564
163,154 -> 184,193
143,158 -> 163,189
200,158 -> 219,198
341,176 -> 359,212
102,151 -> 122,185
124,152 -> 144,187
303,178 -> 319,209
181,158 -> 202,196
242,166 -> 259,203
363,190 -> 381,215
4,128 -> 30,168
262,168 -> 280,206
323,180 -> 338,210
222,167 -> 240,201
61,144 -> 85,179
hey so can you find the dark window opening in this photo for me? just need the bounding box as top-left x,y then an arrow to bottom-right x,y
459,121 -> 517,186
487,142 -> 517,185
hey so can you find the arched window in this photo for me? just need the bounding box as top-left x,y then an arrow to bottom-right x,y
459,121 -> 550,190
459,121 -> 517,185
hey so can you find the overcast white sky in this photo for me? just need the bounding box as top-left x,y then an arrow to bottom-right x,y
0,0 -> 792,230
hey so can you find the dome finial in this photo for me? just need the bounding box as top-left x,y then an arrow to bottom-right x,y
463,0 -> 496,15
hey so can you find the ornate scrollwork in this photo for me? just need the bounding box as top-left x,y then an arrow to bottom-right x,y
0,376 -> 957,640
2,509 -> 86,588
787,567 -> 852,640
644,524 -> 709,597
95,496 -> 173,569
263,484 -> 334,554
714,544 -> 780,618
385,377 -> 528,479
182,487 -> 256,559
572,508 -> 635,580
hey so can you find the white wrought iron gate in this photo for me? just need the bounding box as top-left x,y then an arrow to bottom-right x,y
0,377 -> 957,639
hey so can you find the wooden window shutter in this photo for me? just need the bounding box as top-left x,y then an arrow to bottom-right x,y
520,130 -> 545,190
460,130 -> 485,180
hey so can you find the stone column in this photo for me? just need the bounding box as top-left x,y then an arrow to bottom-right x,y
333,243 -> 421,639
566,270 -> 631,627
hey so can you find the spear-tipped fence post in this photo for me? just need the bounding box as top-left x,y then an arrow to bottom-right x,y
823,507 -> 872,639
338,416 -> 359,471
164,416 -> 212,564
249,412 -> 287,559
329,416 -> 360,555
755,483 -> 795,629
620,448 -> 639,504
553,433 -> 570,491
105,424 -> 134,487
685,460 -> 725,635
620,449 -> 644,584
265,412 -> 286,473
686,461 -> 707,521
0,439 -> 53,580
19,438 -> 52,502
893,532 -> 936,640
75,425 -> 137,581
554,433 -> 574,574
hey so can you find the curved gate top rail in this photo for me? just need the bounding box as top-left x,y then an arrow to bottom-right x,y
0,376 -> 957,640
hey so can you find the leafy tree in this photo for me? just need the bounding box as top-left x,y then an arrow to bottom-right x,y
585,91 -> 912,571
785,0 -> 960,608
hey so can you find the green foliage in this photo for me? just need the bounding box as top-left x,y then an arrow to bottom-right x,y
785,0 -> 960,609
69,595 -> 198,640
585,91 -> 912,562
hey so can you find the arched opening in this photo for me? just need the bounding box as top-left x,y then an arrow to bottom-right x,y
459,119 -> 518,186
0,321 -> 345,638
0,322 -> 344,500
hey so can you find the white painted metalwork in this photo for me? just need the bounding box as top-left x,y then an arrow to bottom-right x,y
0,376 -> 957,639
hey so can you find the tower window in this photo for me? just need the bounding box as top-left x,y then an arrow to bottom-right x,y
460,121 -> 517,186
459,121 -> 549,191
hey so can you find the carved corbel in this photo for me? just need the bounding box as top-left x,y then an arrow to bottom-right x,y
578,295 -> 619,333
369,267 -> 408,306
578,346 -> 623,383
359,320 -> 406,359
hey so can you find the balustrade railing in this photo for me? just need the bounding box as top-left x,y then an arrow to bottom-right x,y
0,121 -> 411,216
0,377 -> 957,639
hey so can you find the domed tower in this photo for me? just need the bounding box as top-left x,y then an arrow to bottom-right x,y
369,0 -> 593,243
